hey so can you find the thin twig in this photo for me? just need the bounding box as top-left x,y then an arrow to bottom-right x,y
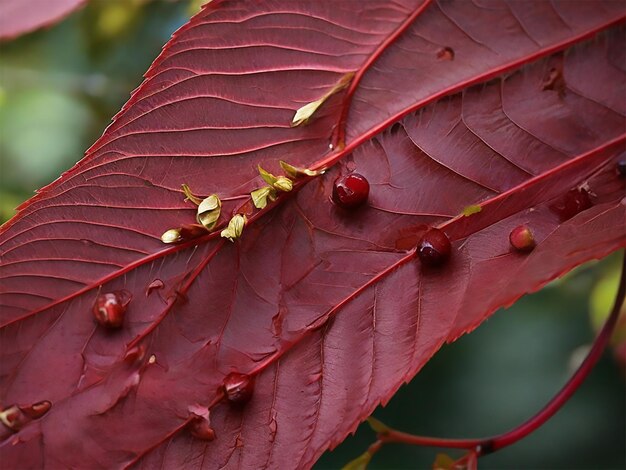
374,250 -> 625,459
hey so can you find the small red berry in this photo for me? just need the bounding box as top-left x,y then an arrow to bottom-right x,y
509,225 -> 536,252
92,290 -> 131,328
188,416 -> 216,441
223,373 -> 255,405
332,173 -> 370,209
417,228 -> 451,267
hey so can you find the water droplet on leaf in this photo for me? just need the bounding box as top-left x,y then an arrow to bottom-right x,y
332,173 -> 370,209
617,160 -> 626,178
509,225 -> 536,252
417,228 -> 451,267
223,372 -> 255,405
92,290 -> 131,328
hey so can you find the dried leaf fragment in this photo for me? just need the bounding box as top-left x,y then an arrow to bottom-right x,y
257,166 -> 293,192
291,71 -> 355,127
462,204 -> 482,216
161,228 -> 183,244
181,183 -> 203,205
273,176 -> 293,192
197,194 -> 221,230
220,214 -> 246,242
258,165 -> 278,186
251,186 -> 274,209
279,160 -> 324,178
160,225 -> 206,244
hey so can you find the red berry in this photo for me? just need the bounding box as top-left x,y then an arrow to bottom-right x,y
92,290 -> 131,328
332,173 -> 370,209
509,225 -> 536,252
417,228 -> 451,267
223,373 -> 255,405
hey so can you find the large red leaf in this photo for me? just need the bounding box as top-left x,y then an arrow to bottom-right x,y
0,0 -> 86,41
1,1 -> 625,468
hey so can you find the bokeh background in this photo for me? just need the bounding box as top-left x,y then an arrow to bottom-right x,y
0,2 -> 624,468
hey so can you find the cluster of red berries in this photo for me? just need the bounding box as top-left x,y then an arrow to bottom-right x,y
86,164 -> 613,439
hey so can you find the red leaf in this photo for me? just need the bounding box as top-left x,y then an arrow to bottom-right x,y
0,0 -> 86,41
1,1 -> 625,468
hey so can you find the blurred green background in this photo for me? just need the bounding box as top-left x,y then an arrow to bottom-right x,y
0,2 -> 623,468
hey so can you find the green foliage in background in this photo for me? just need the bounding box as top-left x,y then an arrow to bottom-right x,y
0,0 -> 192,222
0,3 -> 623,468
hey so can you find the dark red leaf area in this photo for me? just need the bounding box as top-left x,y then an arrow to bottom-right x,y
0,0 -> 86,41
1,1 -> 625,468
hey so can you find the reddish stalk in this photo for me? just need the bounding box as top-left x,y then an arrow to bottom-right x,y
376,251 -> 625,457
367,440 -> 384,457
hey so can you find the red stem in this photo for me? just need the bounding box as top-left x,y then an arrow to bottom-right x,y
380,251 -> 626,456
